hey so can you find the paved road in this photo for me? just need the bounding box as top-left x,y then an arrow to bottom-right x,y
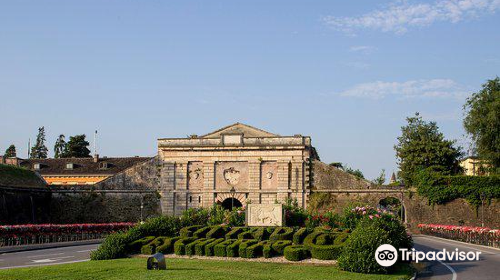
413,235 -> 500,280
0,243 -> 99,269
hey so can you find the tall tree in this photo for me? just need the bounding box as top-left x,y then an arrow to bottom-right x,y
4,145 -> 16,157
373,169 -> 386,185
30,127 -> 48,159
463,77 -> 500,173
394,113 -> 463,186
54,134 -> 67,158
63,134 -> 91,158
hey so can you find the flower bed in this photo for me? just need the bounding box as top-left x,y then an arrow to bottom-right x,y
418,224 -> 500,248
0,223 -> 135,247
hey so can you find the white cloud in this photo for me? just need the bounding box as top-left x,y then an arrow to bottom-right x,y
349,45 -> 375,54
323,0 -> 500,34
337,79 -> 469,99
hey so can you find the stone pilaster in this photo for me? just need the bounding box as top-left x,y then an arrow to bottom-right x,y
248,161 -> 260,204
202,161 -> 215,207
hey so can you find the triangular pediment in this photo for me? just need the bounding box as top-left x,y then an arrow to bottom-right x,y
201,123 -> 278,138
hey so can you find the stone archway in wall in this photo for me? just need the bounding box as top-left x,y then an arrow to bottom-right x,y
378,196 -> 405,222
221,198 -> 243,210
215,192 -> 247,210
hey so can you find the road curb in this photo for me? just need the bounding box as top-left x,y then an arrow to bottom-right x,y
0,239 -> 102,254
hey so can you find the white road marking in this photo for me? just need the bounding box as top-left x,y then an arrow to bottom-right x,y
30,256 -> 74,263
417,235 -> 500,255
438,260 -> 457,280
28,252 -> 65,258
0,259 -> 90,270
76,249 -> 94,253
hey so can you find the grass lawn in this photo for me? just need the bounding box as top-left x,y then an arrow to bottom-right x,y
0,258 -> 413,280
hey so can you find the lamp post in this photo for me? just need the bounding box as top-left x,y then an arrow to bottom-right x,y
480,192 -> 486,227
230,187 -> 236,210
140,195 -> 144,224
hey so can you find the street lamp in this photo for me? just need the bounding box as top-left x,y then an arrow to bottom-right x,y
230,187 -> 236,210
480,192 -> 486,227
140,195 -> 144,224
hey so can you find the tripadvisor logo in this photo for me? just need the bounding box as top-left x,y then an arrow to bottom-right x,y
375,244 -> 398,267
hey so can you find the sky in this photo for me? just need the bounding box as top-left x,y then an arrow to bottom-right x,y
1,0 -> 499,181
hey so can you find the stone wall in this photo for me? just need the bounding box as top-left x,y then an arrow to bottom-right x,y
0,188 -> 51,224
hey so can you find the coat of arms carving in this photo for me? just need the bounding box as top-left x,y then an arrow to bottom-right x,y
223,167 -> 240,186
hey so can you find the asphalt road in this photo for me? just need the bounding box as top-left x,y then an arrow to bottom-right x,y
0,243 -> 99,269
413,235 -> 500,280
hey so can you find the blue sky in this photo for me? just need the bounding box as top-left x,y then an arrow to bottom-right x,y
1,0 -> 499,181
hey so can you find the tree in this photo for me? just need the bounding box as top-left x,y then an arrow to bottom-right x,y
345,167 -> 365,179
372,169 -> 386,185
394,113 -> 463,186
30,127 -> 48,159
54,134 -> 66,158
463,77 -> 500,173
63,134 -> 91,158
4,145 -> 16,157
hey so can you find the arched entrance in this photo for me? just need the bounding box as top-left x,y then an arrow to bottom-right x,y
221,198 -> 242,210
378,197 -> 405,221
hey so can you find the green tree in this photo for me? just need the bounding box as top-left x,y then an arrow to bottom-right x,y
30,127 -> 48,159
54,134 -> 66,158
63,134 -> 91,158
394,113 -> 462,186
372,169 -> 386,185
4,145 -> 16,157
345,167 -> 365,179
463,77 -> 500,173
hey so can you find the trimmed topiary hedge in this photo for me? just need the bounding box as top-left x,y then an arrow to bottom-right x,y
238,239 -> 258,257
156,237 -> 181,254
140,236 -> 168,255
180,225 -> 203,238
206,226 -> 229,239
194,238 -> 216,256
226,239 -> 243,257
252,227 -> 274,241
269,227 -> 294,241
174,237 -> 197,255
292,228 -> 311,244
185,238 -> 206,256
128,236 -> 155,253
245,241 -> 271,258
214,239 -> 237,257
310,244 -> 344,260
284,245 -> 309,261
237,228 -> 257,240
302,231 -> 323,249
271,240 -> 292,255
193,226 -> 211,238
225,227 -> 248,239
204,238 -> 225,256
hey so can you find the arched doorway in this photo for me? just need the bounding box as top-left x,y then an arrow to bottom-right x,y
378,197 -> 405,221
221,198 -> 242,211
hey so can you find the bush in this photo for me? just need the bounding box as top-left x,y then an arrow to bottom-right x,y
315,233 -> 335,245
284,245 -> 309,261
132,216 -> 183,238
156,237 -> 181,254
174,237 -> 197,255
193,226 -> 211,238
238,239 -> 258,257
246,241 -> 270,258
214,239 -> 237,257
310,244 -> 344,260
226,239 -> 243,257
128,236 -> 155,253
360,216 -> 413,251
90,232 -> 129,260
206,226 -> 229,239
292,228 -> 311,244
263,243 -> 273,258
185,238 -> 206,256
252,227 -> 274,241
204,238 -> 225,256
271,240 -> 292,255
338,224 -> 391,274
140,236 -> 168,255
302,231 -> 324,249
334,232 -> 349,245
180,225 -> 203,238
194,238 -> 215,256
238,228 -> 257,239
269,227 -> 294,241
225,227 -> 248,239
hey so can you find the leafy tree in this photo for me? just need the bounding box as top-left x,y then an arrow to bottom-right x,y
345,167 -> 365,179
4,145 -> 16,157
30,127 -> 48,159
463,77 -> 500,173
372,169 -> 386,185
63,134 -> 91,158
54,134 -> 66,158
329,162 -> 344,169
394,113 -> 463,186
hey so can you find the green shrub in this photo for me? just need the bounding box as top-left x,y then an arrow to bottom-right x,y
226,240 -> 243,257
225,227 -> 248,239
180,225 -> 203,238
237,228 -> 257,240
315,233 -> 335,245
360,216 -> 413,251
128,236 -> 155,253
90,232 -> 129,260
185,238 -> 206,256
193,238 -> 215,255
271,240 -> 292,255
204,238 -> 225,256
140,236 -> 168,255
302,231 -> 323,249
284,245 -> 309,261
263,243 -> 273,258
206,226 -> 229,239
269,227 -> 294,241
214,239 -> 237,257
310,244 -> 343,260
238,239 -> 258,257
334,233 -> 349,245
338,224 -> 391,274
174,237 -> 197,255
292,228 -> 311,244
193,226 -> 211,238
252,227 -> 274,241
156,237 -> 181,254
127,216 -> 183,241
246,241 -> 270,258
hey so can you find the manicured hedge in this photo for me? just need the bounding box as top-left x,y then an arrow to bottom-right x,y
193,226 -> 211,238
128,236 -> 155,253
214,239 -> 237,257
292,228 -> 311,244
310,244 -> 344,260
180,225 -> 203,238
302,231 -> 323,249
315,233 -> 335,245
174,237 -> 197,255
271,240 -> 292,255
206,226 -> 229,239
225,227 -> 248,239
237,228 -> 256,240
156,237 -> 181,254
238,239 -> 258,257
246,241 -> 271,258
226,239 -> 243,257
194,238 -> 215,256
252,227 -> 273,241
185,238 -> 206,256
140,236 -> 168,255
204,238 -> 225,256
269,227 -> 294,241
284,245 -> 309,261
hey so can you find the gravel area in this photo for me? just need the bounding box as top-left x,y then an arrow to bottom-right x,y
135,254 -> 336,265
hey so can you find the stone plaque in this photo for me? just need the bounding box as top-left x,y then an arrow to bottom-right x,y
247,204 -> 283,226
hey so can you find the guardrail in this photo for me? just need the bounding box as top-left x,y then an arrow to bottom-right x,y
418,224 -> 500,248
0,223 -> 135,247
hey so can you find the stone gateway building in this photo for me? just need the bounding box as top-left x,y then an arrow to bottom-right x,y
157,123 -> 317,216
